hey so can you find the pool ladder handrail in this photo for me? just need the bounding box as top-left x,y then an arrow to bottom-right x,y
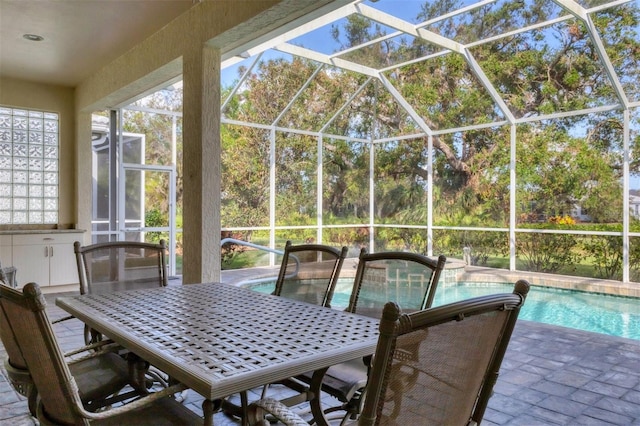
219,238 -> 300,284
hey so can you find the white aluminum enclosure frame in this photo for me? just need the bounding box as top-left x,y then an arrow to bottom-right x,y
218,0 -> 640,281
118,106 -> 179,276
95,0 -> 638,281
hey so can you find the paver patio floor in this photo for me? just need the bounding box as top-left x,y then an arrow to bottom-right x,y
1,289 -> 639,425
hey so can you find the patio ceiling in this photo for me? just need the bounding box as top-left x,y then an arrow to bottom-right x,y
0,0 -> 195,87
220,0 -> 639,136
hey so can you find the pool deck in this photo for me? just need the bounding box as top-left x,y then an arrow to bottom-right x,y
459,265 -> 640,298
2,273 -> 640,424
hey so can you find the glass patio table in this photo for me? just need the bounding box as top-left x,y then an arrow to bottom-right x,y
56,282 -> 379,425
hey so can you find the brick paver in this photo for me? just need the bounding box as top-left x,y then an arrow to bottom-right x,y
1,291 -> 639,425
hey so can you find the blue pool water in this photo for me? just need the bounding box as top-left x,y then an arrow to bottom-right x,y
245,281 -> 640,340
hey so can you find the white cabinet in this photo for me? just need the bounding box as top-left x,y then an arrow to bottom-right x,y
11,232 -> 81,287
0,235 -> 11,265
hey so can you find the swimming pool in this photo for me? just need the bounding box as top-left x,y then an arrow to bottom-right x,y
244,280 -> 640,341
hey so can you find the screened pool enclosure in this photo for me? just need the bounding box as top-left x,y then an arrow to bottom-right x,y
96,0 -> 640,283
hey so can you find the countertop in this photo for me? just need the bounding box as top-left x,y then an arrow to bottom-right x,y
0,229 -> 85,235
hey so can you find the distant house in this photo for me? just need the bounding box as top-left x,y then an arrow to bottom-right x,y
572,195 -> 640,222
630,195 -> 640,219
571,205 -> 591,222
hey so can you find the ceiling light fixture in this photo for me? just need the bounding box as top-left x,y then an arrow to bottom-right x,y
23,34 -> 44,42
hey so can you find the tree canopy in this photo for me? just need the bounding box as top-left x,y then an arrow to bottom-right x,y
221,0 -> 639,232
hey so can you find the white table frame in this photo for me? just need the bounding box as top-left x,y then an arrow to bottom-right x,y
56,282 -> 379,425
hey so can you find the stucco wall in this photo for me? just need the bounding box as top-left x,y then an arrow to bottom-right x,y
0,76 -> 76,227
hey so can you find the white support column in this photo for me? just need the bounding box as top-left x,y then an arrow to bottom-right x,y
369,141 -> 375,252
510,124 -> 517,271
317,134 -> 323,244
623,109 -> 630,283
170,115 -> 177,276
427,134 -> 433,256
269,127 -> 276,266
76,112 -> 93,245
182,45 -> 221,284
117,110 -> 125,241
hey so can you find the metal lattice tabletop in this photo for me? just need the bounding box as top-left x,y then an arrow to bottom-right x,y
56,282 -> 379,402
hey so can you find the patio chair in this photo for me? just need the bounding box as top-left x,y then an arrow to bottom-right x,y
0,282 -> 200,425
75,239 -> 168,295
247,280 -> 530,426
1,279 -> 38,415
0,261 -> 17,287
223,240 -> 348,424
0,285 -> 142,415
73,239 -> 168,344
273,240 -> 348,307
71,239 -> 179,394
303,249 -> 447,423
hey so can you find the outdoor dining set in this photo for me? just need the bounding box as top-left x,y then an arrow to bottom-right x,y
0,239 -> 529,425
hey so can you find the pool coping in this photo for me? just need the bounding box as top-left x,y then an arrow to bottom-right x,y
458,265 -> 640,298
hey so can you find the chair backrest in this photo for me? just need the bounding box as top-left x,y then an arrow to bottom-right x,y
273,240 -> 348,307
0,264 -> 17,288
0,282 -> 28,370
75,240 -> 168,295
0,283 -> 85,425
347,249 -> 446,319
358,280 -> 530,426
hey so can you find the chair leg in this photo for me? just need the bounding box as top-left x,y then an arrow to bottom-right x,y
260,383 -> 270,399
221,393 -> 246,421
240,391 -> 249,426
315,389 -> 364,426
165,373 -> 190,402
307,367 -> 331,426
126,353 -> 150,395
27,385 -> 38,417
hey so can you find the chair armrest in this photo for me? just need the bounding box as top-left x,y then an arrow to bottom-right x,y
247,398 -> 308,426
67,382 -> 189,421
64,339 -> 120,359
64,340 -> 125,367
51,314 -> 75,324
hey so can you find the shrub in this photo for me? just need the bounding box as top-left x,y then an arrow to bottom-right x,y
517,232 -> 578,273
582,235 -> 622,280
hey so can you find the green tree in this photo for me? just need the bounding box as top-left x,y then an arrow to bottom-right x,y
221,0 -> 639,246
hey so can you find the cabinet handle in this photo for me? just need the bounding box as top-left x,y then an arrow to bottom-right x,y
50,246 -> 53,257
44,246 -> 49,257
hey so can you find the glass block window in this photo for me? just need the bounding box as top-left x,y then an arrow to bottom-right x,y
0,106 -> 58,224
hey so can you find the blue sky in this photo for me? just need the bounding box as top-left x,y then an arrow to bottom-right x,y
221,0 -> 426,87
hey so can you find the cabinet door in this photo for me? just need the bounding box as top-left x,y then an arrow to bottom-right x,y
12,232 -> 82,287
12,243 -> 49,287
49,243 -> 79,286
0,235 -> 11,265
